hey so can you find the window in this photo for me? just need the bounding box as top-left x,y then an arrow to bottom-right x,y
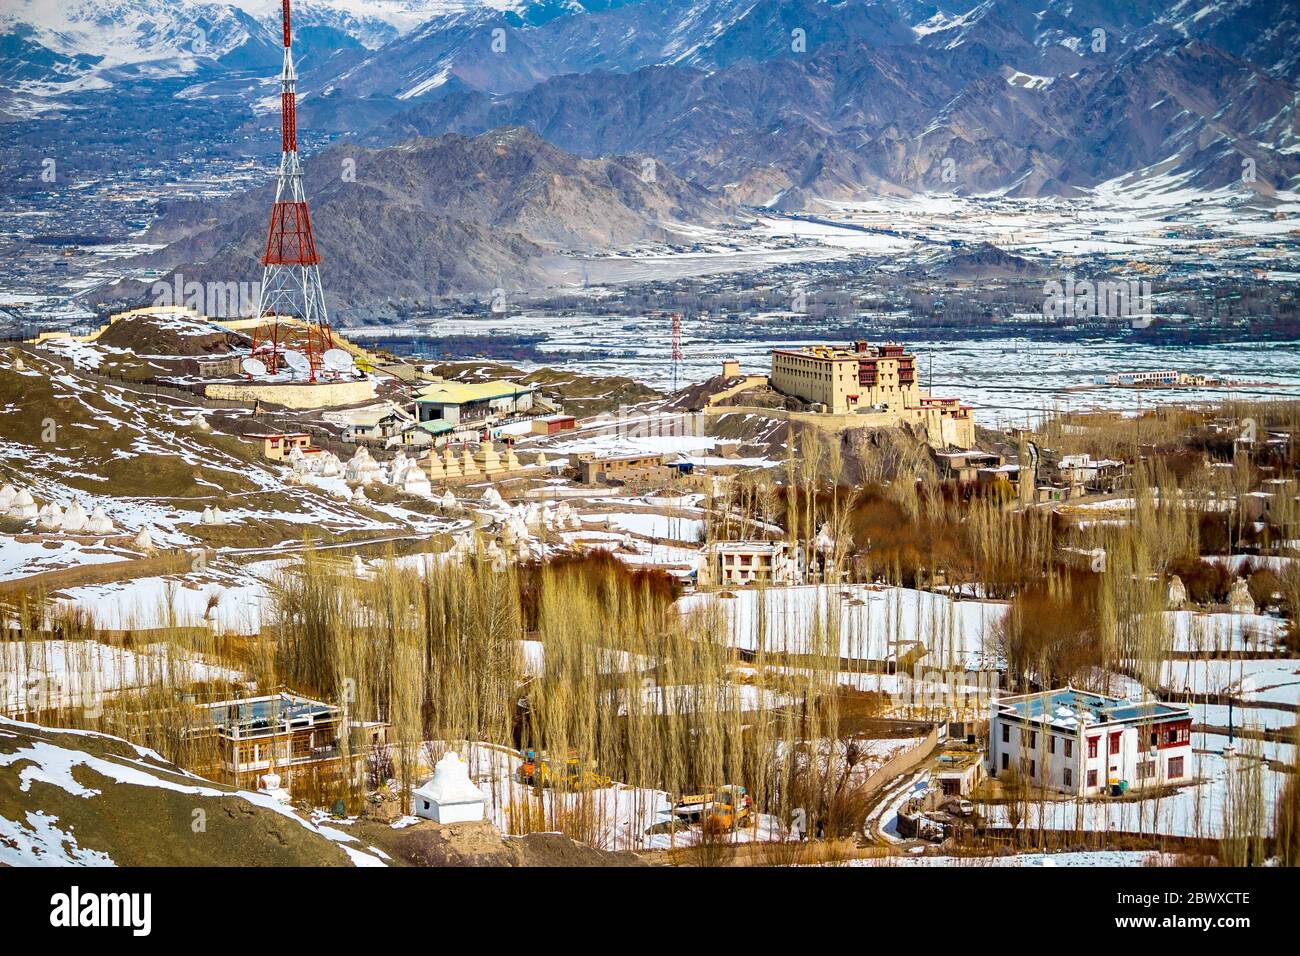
1168,756 -> 1185,778
1028,731 -> 1037,749
1001,724 -> 1009,743
1064,739 -> 1073,758
1087,770 -> 1098,789
1063,768 -> 1072,788
1088,737 -> 1098,759
1049,735 -> 1056,754
1137,760 -> 1156,781
1029,760 -> 1036,779
1109,733 -> 1121,756
423,801 -> 429,810
1001,753 -> 1008,771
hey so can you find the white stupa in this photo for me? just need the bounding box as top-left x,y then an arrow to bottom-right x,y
1228,577 -> 1256,616
38,503 -> 62,530
1167,574 -> 1187,609
85,506 -> 114,535
403,465 -> 433,497
200,505 -> 216,525
440,490 -> 457,511
133,526 -> 156,552
0,483 -> 16,510
60,500 -> 87,533
345,447 -> 382,485
353,555 -> 367,577
317,452 -> 342,478
258,771 -> 292,804
193,414 -> 210,431
815,522 -> 836,554
9,489 -> 38,520
482,486 -> 504,508
412,751 -> 485,825
351,485 -> 368,504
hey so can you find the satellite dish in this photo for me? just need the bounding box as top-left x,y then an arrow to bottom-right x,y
283,350 -> 311,375
242,357 -> 267,377
322,348 -> 353,372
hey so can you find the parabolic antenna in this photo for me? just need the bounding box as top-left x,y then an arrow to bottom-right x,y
283,350 -> 311,375
241,357 -> 268,377
322,348 -> 353,372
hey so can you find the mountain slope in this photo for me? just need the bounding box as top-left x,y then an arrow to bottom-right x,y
115,126 -> 730,314
363,30 -> 1300,202
0,717 -> 384,866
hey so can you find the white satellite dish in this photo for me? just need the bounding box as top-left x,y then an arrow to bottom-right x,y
241,357 -> 268,377
283,350 -> 311,375
322,348 -> 353,372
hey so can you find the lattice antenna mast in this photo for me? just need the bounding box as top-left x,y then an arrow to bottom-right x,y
671,311 -> 683,392
255,0 -> 330,377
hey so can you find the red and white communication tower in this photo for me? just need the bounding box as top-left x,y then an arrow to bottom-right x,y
670,311 -> 683,392
252,0 -> 332,380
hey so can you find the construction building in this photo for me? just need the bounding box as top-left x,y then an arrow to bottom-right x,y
987,688 -> 1192,796
769,342 -> 975,447
414,379 -> 536,428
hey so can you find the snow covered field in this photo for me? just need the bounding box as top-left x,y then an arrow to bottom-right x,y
982,749 -> 1288,839
1,639 -> 244,713
1165,610 -> 1289,653
1159,657 -> 1300,708
678,584 -> 1006,668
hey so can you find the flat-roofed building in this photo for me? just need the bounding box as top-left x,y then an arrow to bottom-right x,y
187,692 -> 386,793
572,452 -> 671,485
414,379 -> 536,428
987,687 -> 1192,796
248,432 -> 316,461
343,404 -> 414,445
769,341 -> 975,447
699,540 -> 802,586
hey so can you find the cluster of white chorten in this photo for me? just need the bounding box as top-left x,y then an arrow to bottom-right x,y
200,505 -> 230,526
285,444 -> 343,485
3,484 -> 115,535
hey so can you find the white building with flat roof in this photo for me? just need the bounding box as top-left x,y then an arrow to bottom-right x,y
987,688 -> 1192,796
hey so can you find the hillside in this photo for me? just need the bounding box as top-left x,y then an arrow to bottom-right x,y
0,717 -> 385,866
114,126 -> 730,317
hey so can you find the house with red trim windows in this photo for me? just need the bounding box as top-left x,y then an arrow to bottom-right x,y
987,688 -> 1192,796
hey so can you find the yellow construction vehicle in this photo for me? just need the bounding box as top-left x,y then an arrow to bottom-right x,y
671,784 -> 753,831
518,749 -> 612,791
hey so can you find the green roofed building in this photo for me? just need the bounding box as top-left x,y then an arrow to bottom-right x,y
413,379 -> 537,428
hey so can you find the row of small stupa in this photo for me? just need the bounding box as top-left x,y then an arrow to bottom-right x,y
426,441 -> 526,480
334,444 -> 537,499
1,484 -> 114,534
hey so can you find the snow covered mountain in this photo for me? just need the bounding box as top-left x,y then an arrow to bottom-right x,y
0,0 -> 476,93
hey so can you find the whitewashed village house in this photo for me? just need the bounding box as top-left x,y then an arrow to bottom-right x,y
987,688 -> 1192,796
